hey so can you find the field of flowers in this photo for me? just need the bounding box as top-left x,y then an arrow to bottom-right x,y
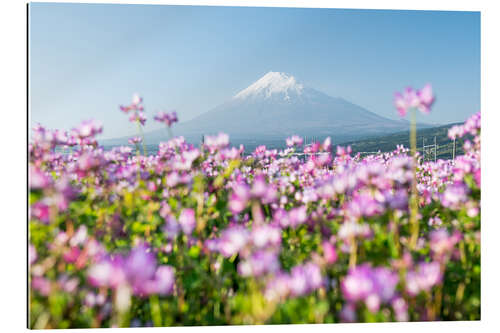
29,86 -> 480,328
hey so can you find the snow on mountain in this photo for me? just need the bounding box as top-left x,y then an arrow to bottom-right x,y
105,71 -> 419,146
234,72 -> 304,101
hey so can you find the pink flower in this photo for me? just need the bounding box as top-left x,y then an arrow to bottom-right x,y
341,264 -> 398,313
154,111 -> 178,127
120,93 -> 144,113
405,261 -> 442,296
394,84 -> 435,116
322,241 -> 338,264
30,165 -> 52,189
229,182 -> 251,214
250,225 -> 281,248
128,136 -> 142,145
152,266 -> 175,295
429,228 -> 461,260
417,84 -> 435,114
204,133 -> 230,151
29,244 -> 37,265
129,111 -> 147,126
288,206 -> 308,227
217,226 -> 250,257
74,119 -> 103,139
286,135 -> 303,147
63,247 -> 81,263
32,277 -> 51,296
31,201 -> 50,224
179,209 -> 196,235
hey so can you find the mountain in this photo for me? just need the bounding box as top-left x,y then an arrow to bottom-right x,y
103,72 -> 430,146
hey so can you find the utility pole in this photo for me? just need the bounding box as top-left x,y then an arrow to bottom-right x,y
452,138 -> 456,162
434,136 -> 437,162
422,137 -> 425,161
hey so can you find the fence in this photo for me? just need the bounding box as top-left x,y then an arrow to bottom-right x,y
356,136 -> 458,162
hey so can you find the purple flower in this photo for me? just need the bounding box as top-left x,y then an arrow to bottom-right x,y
322,137 -> 332,152
347,192 -> 384,218
29,166 -> 52,189
384,189 -> 408,211
53,177 -> 77,211
154,111 -> 178,127
303,262 -> 323,290
416,84 -> 435,114
322,241 -> 338,264
341,264 -> 398,313
217,226 -> 250,257
250,225 -> 281,248
75,119 -> 103,139
250,174 -> 268,198
391,297 -> 409,322
265,273 -> 291,301
58,275 -> 79,293
178,209 -> 196,235
163,215 -> 180,240
29,244 -> 37,265
228,182 -> 251,214
341,264 -> 375,302
151,266 -> 175,295
204,133 -> 229,151
31,201 -> 50,224
88,256 -> 126,289
289,265 -> 308,296
287,262 -> 323,297
253,145 -> 267,158
405,261 -> 442,296
129,111 -> 147,126
273,208 -> 290,227
394,87 -> 419,117
288,206 -> 307,227
32,277 -> 51,296
70,225 -> 88,247
340,302 -> 357,322
120,93 -> 144,113
128,136 -> 142,145
238,251 -> 279,277
371,267 -> 399,302
394,84 -> 435,116
441,182 -> 469,209
125,245 -> 157,293
63,247 -> 81,263
286,135 -> 303,147
76,151 -> 104,173
448,125 -> 464,140
429,228 -> 461,260
338,222 -> 371,241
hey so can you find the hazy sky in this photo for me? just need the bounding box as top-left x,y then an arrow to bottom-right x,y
30,3 -> 480,139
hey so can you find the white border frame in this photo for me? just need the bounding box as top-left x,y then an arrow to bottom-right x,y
2,0 -> 499,332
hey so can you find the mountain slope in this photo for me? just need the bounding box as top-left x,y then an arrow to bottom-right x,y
103,72 -> 429,145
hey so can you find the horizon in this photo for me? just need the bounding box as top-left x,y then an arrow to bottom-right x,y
29,3 -> 480,140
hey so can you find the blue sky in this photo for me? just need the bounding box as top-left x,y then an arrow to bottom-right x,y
29,3 -> 480,139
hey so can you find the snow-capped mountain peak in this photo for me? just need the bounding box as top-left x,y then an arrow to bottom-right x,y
107,71 -> 415,145
234,71 -> 304,101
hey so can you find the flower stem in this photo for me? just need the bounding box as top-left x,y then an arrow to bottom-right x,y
136,119 -> 147,155
349,235 -> 357,269
391,212 -> 401,258
251,201 -> 265,226
149,294 -> 162,327
409,108 -> 419,250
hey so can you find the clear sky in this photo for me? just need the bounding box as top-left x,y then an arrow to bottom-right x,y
29,3 -> 480,139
